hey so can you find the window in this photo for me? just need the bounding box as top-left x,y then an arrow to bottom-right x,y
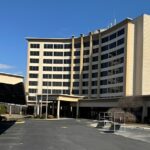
43,74 -> 52,79
30,51 -> 39,56
93,48 -> 99,53
118,28 -> 125,36
29,81 -> 38,86
53,67 -> 62,71
93,40 -> 99,45
74,51 -> 80,56
54,52 -> 63,56
28,96 -> 36,101
92,72 -> 98,78
92,56 -> 98,62
84,50 -> 89,55
116,76 -> 123,83
117,38 -> 124,46
101,45 -> 108,52
44,44 -> 53,49
100,80 -> 107,85
54,59 -> 63,64
75,43 -> 81,48
92,64 -> 98,70
101,62 -> 108,68
74,66 -> 80,71
82,90 -> 88,94
73,74 -> 79,79
74,59 -> 80,64
63,82 -> 70,87
92,81 -> 97,86
109,51 -> 116,58
54,44 -> 63,49
63,74 -> 71,79
53,74 -> 62,79
29,74 -> 38,78
117,48 -> 124,55
100,88 -> 107,94
82,81 -> 88,86
101,71 -> 107,77
83,73 -> 88,79
83,66 -> 89,71
63,90 -> 70,94
43,59 -> 52,64
52,90 -> 61,94
102,36 -> 109,43
64,67 -> 71,71
73,82 -> 79,87
29,66 -> 39,71
43,89 -> 51,94
64,51 -> 71,56
109,42 -> 116,49
72,90 -> 79,94
110,33 -> 116,40
43,82 -> 51,86
92,89 -> 97,94
29,88 -> 37,93
30,59 -> 39,63
83,57 -> 89,63
84,42 -> 90,47
101,54 -> 108,60
43,67 -> 52,71
30,44 -> 40,48
64,44 -> 72,49
44,52 -> 53,56
64,59 -> 71,64
53,82 -> 62,86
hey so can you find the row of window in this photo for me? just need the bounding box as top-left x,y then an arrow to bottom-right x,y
100,86 -> 123,94
101,67 -> 123,77
101,48 -> 124,60
100,76 -> 123,85
101,28 -> 125,43
30,40 -> 99,50
101,38 -> 124,52
101,57 -> 124,68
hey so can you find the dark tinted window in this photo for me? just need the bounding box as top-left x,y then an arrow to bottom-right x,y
54,44 -> 63,49
44,44 -> 53,49
118,28 -> 125,36
30,44 -> 40,48
30,51 -> 39,56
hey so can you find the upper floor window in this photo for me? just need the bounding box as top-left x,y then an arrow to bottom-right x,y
64,44 -> 72,49
110,33 -> 116,40
74,51 -> 80,56
74,59 -> 80,64
118,28 -> 125,36
93,40 -> 99,45
74,43 -> 81,48
44,52 -> 53,56
30,44 -> 40,48
43,67 -> 52,71
64,51 -> 71,56
44,44 -> 53,49
109,42 -> 116,49
43,74 -> 52,79
43,59 -> 52,64
30,59 -> 39,63
30,51 -> 39,56
29,66 -> 39,71
54,59 -> 63,64
117,38 -> 124,46
29,73 -> 38,78
54,44 -> 63,49
29,81 -> 38,86
93,48 -> 99,53
84,41 -> 90,47
53,74 -> 62,79
84,49 -> 89,55
101,36 -> 109,43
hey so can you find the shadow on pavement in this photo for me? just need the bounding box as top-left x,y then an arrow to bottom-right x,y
0,121 -> 15,135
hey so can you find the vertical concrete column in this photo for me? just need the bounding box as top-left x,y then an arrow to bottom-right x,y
76,101 -> 79,118
142,104 -> 148,122
37,104 -> 40,116
9,105 -> 12,115
97,30 -> 102,98
70,36 -> 75,95
79,34 -> 84,95
88,32 -> 93,99
57,100 -> 60,119
20,106 -> 22,115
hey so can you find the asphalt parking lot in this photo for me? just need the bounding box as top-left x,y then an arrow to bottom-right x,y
0,119 -> 150,150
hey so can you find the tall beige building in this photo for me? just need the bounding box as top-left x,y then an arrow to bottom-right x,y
26,14 -> 150,119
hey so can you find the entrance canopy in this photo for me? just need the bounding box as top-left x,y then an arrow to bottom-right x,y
37,94 -> 84,103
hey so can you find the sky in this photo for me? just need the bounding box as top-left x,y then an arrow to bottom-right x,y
0,0 -> 149,77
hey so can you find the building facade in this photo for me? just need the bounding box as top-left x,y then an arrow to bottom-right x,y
26,14 -> 150,120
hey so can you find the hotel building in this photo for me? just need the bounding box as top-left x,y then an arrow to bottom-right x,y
26,14 -> 150,120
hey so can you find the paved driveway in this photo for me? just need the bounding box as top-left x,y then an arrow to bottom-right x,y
0,119 -> 150,150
